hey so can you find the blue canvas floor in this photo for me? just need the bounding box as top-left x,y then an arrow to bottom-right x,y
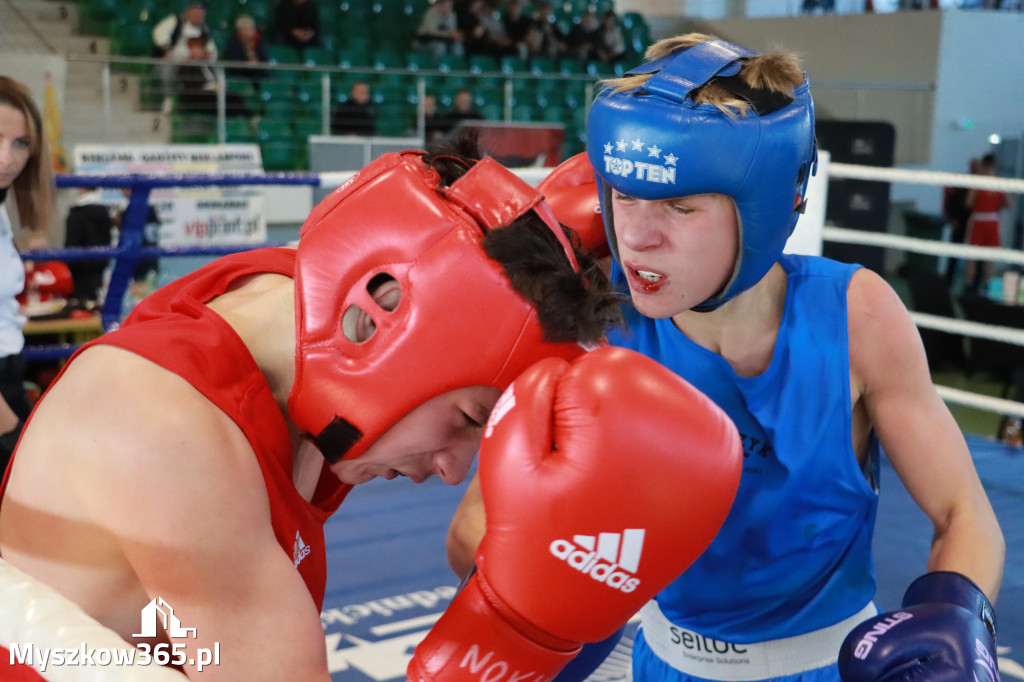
319,433 -> 1024,681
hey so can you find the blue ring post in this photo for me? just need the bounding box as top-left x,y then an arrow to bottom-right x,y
20,172 -> 324,359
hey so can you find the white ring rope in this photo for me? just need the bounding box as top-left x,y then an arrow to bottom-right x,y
0,558 -> 188,681
910,311 -> 1024,348
823,225 -> 1024,267
934,385 -> 1024,420
825,164 -> 1024,421
830,162 -> 1024,193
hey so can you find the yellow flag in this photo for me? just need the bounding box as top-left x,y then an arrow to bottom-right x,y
43,73 -> 68,173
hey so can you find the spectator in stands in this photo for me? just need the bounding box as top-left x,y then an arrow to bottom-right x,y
273,0 -> 321,49
525,1 -> 566,61
330,81 -> 377,136
594,9 -> 626,63
565,9 -> 601,62
422,93 -> 449,146
224,14 -> 271,82
64,187 -> 113,308
151,1 -> 217,115
437,89 -> 483,136
459,0 -> 515,59
415,0 -> 464,57
502,0 -> 535,61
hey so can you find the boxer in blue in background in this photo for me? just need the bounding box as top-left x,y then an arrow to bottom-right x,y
448,33 -> 1004,682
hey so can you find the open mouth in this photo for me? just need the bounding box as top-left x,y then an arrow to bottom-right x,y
625,263 -> 667,293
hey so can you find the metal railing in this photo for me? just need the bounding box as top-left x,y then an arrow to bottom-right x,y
67,54 -> 604,157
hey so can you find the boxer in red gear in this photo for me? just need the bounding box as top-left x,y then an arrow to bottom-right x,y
409,347 -> 742,682
0,138 -> 622,681
963,153 -> 1010,291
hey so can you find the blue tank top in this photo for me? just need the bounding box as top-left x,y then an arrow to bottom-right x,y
608,254 -> 881,642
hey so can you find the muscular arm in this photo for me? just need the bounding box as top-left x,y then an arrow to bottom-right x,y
847,269 -> 1004,601
11,348 -> 331,681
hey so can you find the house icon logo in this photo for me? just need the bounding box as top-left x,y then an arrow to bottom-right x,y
133,597 -> 197,639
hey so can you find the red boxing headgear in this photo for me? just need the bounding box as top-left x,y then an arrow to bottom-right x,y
289,151 -> 587,464
537,153 -> 610,259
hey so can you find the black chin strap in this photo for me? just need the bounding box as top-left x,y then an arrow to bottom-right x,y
313,416 -> 363,465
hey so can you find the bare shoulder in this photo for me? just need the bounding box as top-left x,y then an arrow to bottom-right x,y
845,267 -> 932,397
16,344 -> 272,547
845,267 -> 907,327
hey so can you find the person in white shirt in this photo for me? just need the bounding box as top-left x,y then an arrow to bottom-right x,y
151,1 -> 219,114
0,76 -> 54,471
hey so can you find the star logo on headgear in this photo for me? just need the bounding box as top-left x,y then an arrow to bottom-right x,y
648,145 -> 661,158
631,138 -> 644,151
616,139 -> 627,152
664,153 -> 678,166
604,142 -> 613,155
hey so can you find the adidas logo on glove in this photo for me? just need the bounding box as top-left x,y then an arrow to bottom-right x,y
550,530 -> 644,593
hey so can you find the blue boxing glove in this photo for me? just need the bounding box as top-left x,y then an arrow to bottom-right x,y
838,571 -> 999,682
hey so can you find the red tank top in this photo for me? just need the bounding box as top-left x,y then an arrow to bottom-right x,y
1,247 -> 349,611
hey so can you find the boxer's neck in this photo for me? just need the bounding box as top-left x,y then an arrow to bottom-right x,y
205,272 -> 297,414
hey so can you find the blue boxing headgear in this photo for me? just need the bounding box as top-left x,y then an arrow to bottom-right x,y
587,39 -> 817,311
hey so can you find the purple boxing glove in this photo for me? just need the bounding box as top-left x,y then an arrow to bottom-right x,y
838,572 -> 999,682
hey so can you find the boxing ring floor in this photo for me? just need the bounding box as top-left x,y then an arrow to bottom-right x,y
319,432 -> 1024,682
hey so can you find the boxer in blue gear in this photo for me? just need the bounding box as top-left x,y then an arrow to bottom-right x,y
585,33 -> 1004,682
444,32 -> 1006,682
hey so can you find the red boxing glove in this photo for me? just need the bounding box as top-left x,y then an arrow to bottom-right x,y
18,261 -> 73,304
408,347 -> 742,682
537,153 -> 609,258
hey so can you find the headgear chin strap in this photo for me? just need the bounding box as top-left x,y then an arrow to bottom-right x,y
586,39 -> 817,311
288,151 -> 586,464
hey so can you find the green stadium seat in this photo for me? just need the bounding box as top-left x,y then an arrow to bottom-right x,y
303,47 -> 336,67
257,77 -> 298,106
480,103 -> 504,121
262,99 -> 298,123
171,114 -> 216,144
78,0 -> 121,34
540,105 -> 566,124
468,55 -> 498,74
260,141 -> 301,171
529,57 -> 556,75
225,117 -> 259,143
407,51 -> 440,72
500,56 -> 529,74
267,45 -> 303,66
295,116 -> 328,140
437,54 -> 467,73
376,102 -> 412,137
512,104 -> 535,122
336,47 -> 372,69
338,0 -> 372,21
237,0 -> 273,26
559,58 -> 587,75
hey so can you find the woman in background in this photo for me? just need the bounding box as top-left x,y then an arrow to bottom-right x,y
0,76 -> 54,471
